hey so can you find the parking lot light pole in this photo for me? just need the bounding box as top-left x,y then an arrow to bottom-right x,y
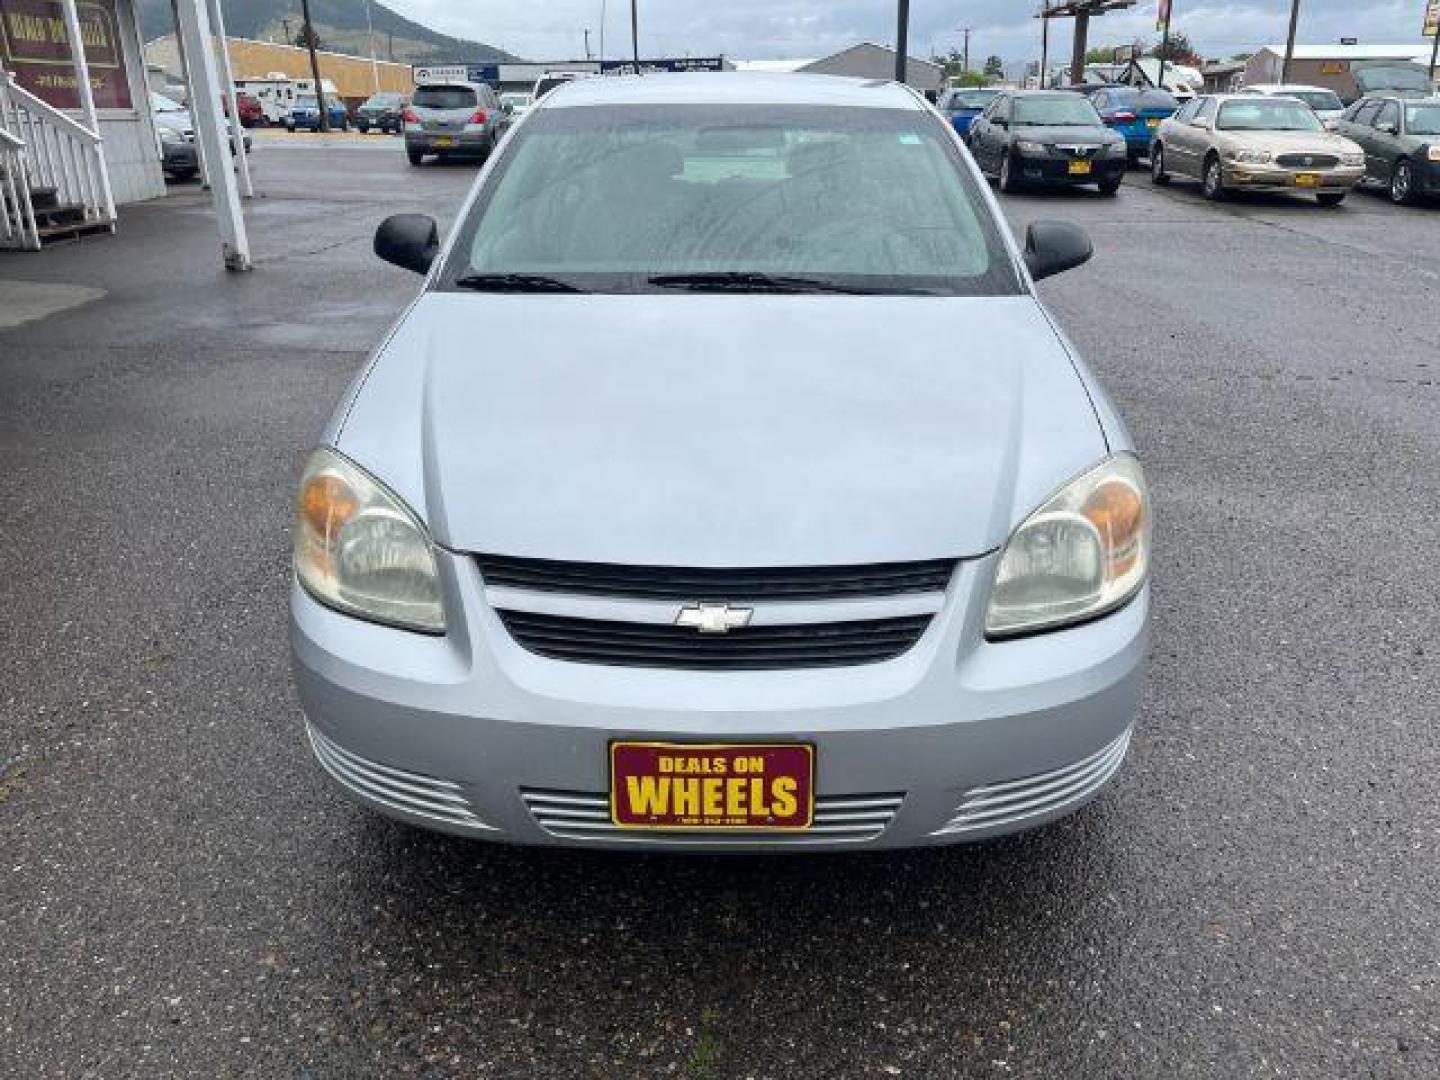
631,0 -> 640,73
1281,0 -> 1301,84
895,0 -> 910,82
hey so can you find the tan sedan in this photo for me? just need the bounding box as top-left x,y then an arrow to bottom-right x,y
1151,94 -> 1365,205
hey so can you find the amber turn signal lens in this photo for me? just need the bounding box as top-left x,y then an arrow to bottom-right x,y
1083,479 -> 1144,576
300,473 -> 358,540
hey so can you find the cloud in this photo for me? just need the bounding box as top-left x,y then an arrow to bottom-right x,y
389,0 -> 1434,64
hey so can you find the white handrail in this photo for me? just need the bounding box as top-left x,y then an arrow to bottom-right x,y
0,129 -> 23,150
1,74 -> 101,145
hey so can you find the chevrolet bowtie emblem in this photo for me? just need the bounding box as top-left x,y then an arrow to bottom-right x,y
675,602 -> 753,634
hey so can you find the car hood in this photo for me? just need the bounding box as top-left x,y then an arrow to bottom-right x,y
1221,129 -> 1359,154
1012,124 -> 1119,145
334,293 -> 1109,566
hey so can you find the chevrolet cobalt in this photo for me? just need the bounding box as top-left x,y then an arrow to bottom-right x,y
291,74 -> 1150,849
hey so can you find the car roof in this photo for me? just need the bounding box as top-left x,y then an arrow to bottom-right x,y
535,72 -> 923,111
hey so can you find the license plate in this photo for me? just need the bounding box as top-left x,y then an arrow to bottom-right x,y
610,742 -> 814,830
1068,160 -> 1093,176
1146,118 -> 1160,129
1294,172 -> 1320,187
433,136 -> 455,148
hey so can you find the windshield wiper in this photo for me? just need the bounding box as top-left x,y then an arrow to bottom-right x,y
453,273 -> 585,293
647,271 -> 920,296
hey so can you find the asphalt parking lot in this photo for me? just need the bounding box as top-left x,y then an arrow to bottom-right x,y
3,141 -> 1438,1078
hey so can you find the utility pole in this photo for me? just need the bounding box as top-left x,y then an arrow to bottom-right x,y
961,27 -> 972,75
1039,11 -> 1049,88
364,0 -> 380,93
299,0 -> 328,131
895,0 -> 910,83
282,17 -> 291,46
1281,0 -> 1301,84
600,0 -> 607,62
630,0 -> 640,73
1157,0 -> 1173,94
584,27 -> 592,60
1427,1 -> 1439,84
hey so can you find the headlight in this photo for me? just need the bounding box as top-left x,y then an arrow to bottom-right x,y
1015,140 -> 1047,154
1340,152 -> 1365,166
1228,148 -> 1272,164
985,453 -> 1150,639
1427,146 -> 1440,162
293,448 -> 445,633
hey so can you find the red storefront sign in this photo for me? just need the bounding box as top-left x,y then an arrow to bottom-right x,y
0,0 -> 133,110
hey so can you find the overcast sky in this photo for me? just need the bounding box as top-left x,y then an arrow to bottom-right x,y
386,1 -> 1434,65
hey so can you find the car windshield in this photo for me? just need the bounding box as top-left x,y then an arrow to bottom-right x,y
952,89 -> 998,109
1286,90 -> 1343,111
296,95 -> 318,108
501,93 -> 532,107
414,85 -> 477,109
363,94 -> 399,108
1406,104 -> 1440,134
1217,99 -> 1322,131
443,104 -> 1019,297
1013,96 -> 1101,126
1355,66 -> 1431,94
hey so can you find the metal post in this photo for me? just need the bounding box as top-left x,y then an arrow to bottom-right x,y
600,0 -> 607,61
1281,0 -> 1301,84
895,0 -> 910,83
584,28 -> 592,60
207,0 -> 252,198
58,0 -> 115,220
173,0 -> 250,270
962,27 -> 971,75
1157,0 -> 1172,95
1429,13 -> 1440,84
299,0 -> 328,131
169,0 -> 211,187
1040,12 -> 1049,89
630,0 -> 640,74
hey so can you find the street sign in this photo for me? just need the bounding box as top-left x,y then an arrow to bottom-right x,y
1157,0 -> 1172,32
1426,0 -> 1440,37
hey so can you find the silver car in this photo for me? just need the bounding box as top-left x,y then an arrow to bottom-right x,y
292,74 -> 1151,850
404,81 -> 504,165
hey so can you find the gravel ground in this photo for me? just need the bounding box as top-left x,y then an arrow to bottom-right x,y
2,145 -> 1437,1078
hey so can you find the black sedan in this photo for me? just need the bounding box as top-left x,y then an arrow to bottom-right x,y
967,90 -> 1128,195
1333,95 -> 1440,205
354,92 -> 408,135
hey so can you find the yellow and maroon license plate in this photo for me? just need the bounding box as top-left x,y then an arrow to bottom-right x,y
610,742 -> 814,830
1146,118 -> 1160,129
1293,172 -> 1321,187
433,136 -> 455,148
1068,160 -> 1093,176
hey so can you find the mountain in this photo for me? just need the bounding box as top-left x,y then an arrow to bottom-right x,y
137,0 -> 519,64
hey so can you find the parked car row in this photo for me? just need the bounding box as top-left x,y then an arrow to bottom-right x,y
961,83 -> 1440,209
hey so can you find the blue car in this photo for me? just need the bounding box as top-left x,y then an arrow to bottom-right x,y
288,94 -> 350,132
939,87 -> 1001,136
1086,87 -> 1179,163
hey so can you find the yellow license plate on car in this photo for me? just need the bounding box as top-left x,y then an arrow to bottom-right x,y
1294,172 -> 1320,187
610,742 -> 815,830
1068,160 -> 1093,176
434,137 -> 455,148
1146,118 -> 1160,128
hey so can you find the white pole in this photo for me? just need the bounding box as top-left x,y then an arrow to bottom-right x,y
206,0 -> 252,198
58,0 -> 116,220
174,0 -> 250,270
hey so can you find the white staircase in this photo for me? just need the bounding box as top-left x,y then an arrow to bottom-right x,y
0,71 -> 116,251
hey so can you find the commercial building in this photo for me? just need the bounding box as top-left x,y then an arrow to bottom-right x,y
145,34 -> 414,107
418,57 -> 730,96
1243,43 -> 1436,102
797,43 -> 943,93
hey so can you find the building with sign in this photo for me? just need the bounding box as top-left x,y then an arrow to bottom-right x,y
1242,42 -> 1437,102
1,0 -> 163,205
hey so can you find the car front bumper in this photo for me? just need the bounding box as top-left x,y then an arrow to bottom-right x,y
291,549 -> 1148,850
1222,162 -> 1364,193
1016,155 -> 1128,186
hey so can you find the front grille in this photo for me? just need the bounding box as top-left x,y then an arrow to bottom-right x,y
307,724 -> 492,833
497,610 -> 931,670
476,554 -> 955,601
931,728 -> 1132,837
523,788 -> 904,844
1276,153 -> 1338,169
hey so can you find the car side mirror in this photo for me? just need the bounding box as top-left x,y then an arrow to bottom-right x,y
993,117 -> 1008,129
503,102 -> 514,114
1024,220 -> 1093,282
374,214 -> 439,275
1377,121 -> 1397,135
1192,117 -> 1212,130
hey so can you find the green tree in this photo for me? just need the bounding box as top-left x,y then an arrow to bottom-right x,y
1151,31 -> 1196,63
983,54 -> 1004,78
294,25 -> 324,51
